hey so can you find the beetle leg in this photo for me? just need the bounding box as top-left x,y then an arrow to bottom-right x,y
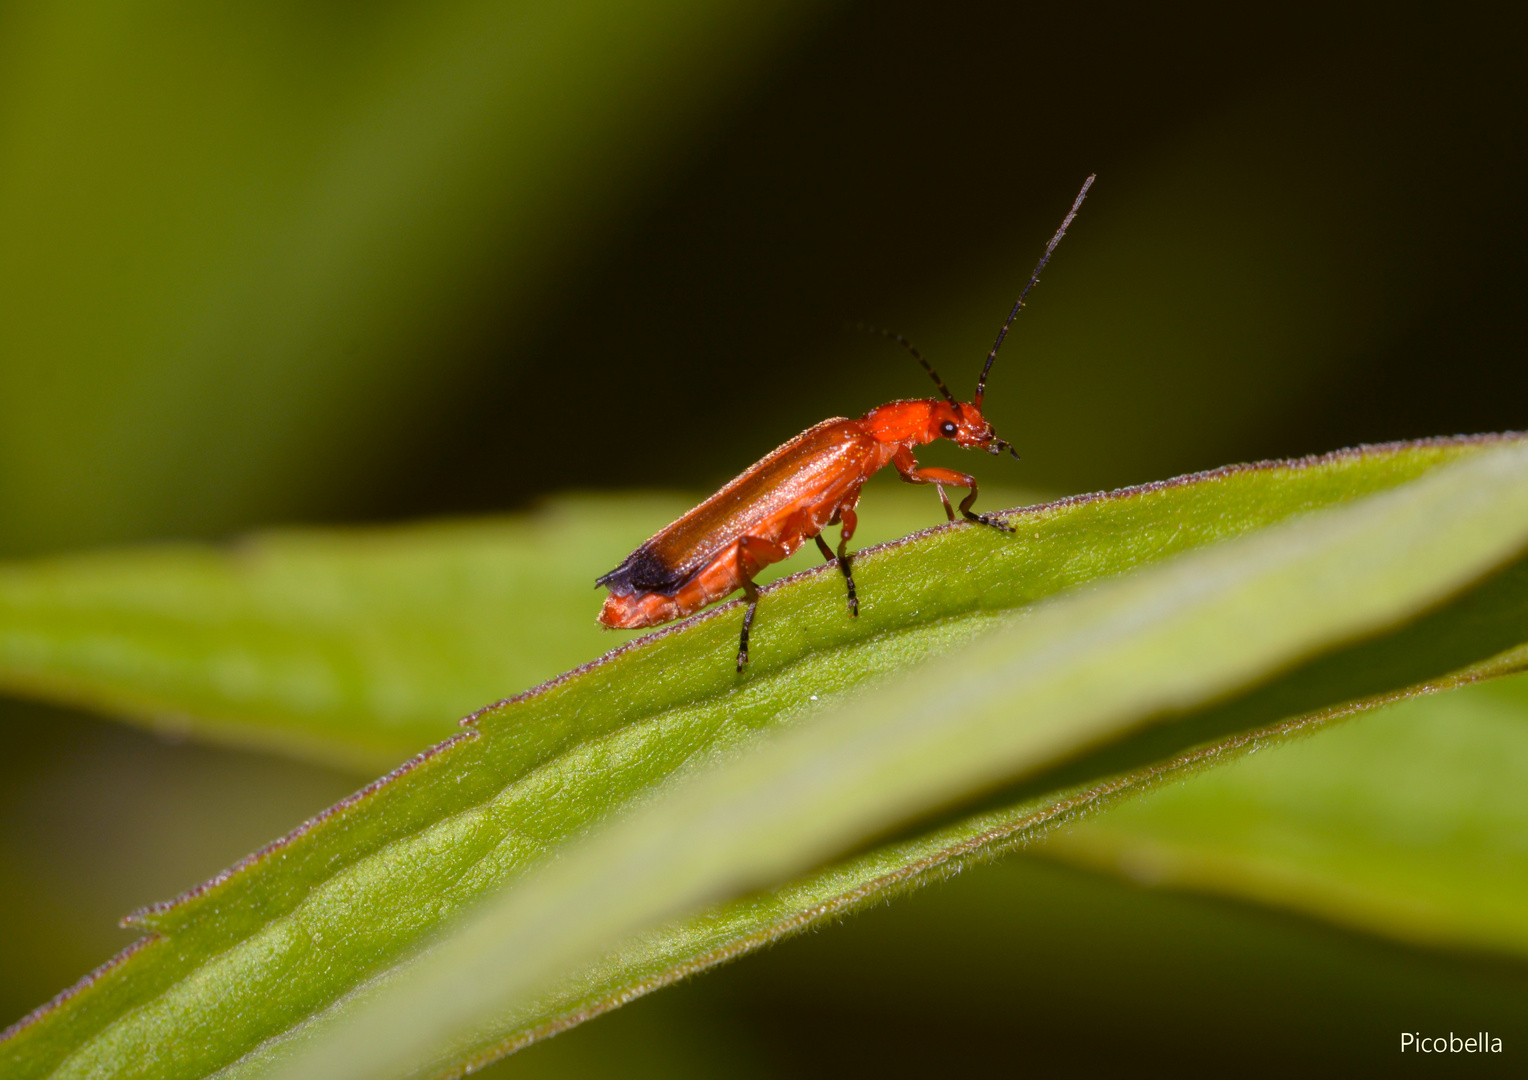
737,574 -> 760,673
956,484 -> 1015,531
892,449 -> 1015,533
896,461 -> 955,519
734,535 -> 788,671
934,483 -> 955,521
814,520 -> 858,617
837,506 -> 859,615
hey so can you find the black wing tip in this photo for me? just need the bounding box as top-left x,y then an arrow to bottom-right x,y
595,565 -> 635,595
596,547 -> 688,597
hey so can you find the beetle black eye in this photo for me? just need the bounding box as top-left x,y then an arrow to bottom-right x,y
940,421 -> 957,437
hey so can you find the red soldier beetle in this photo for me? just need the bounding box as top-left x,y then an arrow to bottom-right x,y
598,176 -> 1094,671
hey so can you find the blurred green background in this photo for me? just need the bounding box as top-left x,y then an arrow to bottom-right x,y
2,0 -> 1527,1074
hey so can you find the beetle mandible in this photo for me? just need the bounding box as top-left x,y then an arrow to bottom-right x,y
597,176 -> 1094,671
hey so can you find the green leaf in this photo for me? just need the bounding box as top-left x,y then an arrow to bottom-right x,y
0,483 -> 1035,770
1036,668 -> 1528,958
250,439 -> 1528,1080
5,435 -> 1528,1080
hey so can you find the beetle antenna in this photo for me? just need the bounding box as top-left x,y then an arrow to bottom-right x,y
851,323 -> 956,404
975,174 -> 1094,409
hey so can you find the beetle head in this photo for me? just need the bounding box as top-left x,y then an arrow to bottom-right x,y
929,400 -> 1020,459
